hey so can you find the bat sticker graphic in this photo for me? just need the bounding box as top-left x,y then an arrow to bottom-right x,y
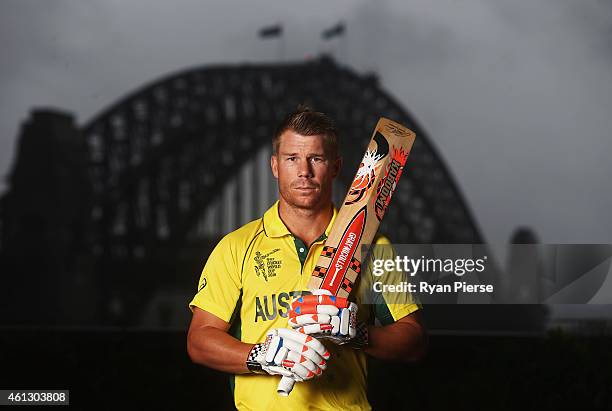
345,132 -> 389,205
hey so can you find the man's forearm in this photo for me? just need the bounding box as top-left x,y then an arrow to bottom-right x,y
187,325 -> 254,374
364,317 -> 427,362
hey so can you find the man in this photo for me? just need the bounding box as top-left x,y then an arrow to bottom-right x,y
187,107 -> 426,410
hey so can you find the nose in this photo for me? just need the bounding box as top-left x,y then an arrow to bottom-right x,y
297,158 -> 313,178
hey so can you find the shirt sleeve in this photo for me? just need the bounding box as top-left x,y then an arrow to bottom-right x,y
188,234 -> 242,323
362,235 -> 421,325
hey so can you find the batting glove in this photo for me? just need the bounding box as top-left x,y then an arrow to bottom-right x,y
246,328 -> 330,381
289,290 -> 369,347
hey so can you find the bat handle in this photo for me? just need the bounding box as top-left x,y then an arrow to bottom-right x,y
277,376 -> 296,396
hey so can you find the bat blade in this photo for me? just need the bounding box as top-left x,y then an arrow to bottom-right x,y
309,117 -> 416,298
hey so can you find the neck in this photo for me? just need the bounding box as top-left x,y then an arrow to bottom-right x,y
278,200 -> 333,246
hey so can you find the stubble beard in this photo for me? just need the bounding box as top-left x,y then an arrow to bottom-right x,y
280,180 -> 332,213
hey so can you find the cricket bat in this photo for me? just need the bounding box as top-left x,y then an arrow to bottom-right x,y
277,117 -> 417,395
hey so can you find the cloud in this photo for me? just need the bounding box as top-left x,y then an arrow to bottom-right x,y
1,0 -> 611,250
344,0 -> 612,249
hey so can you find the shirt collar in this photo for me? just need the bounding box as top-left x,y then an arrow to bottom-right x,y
262,200 -> 338,239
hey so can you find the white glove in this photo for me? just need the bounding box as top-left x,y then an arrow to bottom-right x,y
246,328 -> 330,381
288,290 -> 368,347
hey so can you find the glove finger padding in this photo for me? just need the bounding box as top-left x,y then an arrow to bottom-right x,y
290,302 -> 357,337
294,323 -> 334,335
291,294 -> 349,310
288,313 -> 332,327
281,360 -> 321,379
285,350 -> 325,372
293,311 -> 343,336
246,328 -> 329,381
289,301 -> 364,346
283,351 -> 325,379
289,304 -> 339,318
277,328 -> 330,360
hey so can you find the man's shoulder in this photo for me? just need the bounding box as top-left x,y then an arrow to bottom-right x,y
369,233 -> 393,260
373,233 -> 391,245
218,218 -> 266,250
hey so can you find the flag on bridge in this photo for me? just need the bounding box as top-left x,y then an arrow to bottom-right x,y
322,22 -> 345,40
259,24 -> 283,38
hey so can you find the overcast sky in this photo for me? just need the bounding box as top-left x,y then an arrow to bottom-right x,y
2,0 -> 611,314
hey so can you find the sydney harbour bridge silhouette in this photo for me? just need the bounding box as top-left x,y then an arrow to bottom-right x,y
0,56 -> 544,330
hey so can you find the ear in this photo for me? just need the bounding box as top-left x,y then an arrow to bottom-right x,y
332,156 -> 342,179
271,154 -> 279,179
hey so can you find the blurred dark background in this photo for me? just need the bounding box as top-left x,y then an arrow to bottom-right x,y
1,56 -> 518,329
1,1 -> 611,409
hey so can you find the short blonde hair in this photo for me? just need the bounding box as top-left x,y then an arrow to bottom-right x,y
272,105 -> 339,158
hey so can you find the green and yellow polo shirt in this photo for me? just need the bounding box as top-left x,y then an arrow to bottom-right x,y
189,201 -> 420,411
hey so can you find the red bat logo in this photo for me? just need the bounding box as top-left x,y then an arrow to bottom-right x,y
375,147 -> 408,221
321,206 -> 366,294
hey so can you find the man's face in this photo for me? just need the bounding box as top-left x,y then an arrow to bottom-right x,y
271,129 -> 341,211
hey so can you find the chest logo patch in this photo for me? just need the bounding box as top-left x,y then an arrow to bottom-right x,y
254,248 -> 282,281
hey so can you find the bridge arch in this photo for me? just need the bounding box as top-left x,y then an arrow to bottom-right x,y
77,56 -> 486,324
84,57 -> 481,264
